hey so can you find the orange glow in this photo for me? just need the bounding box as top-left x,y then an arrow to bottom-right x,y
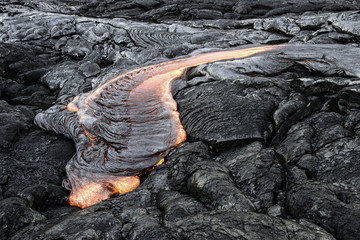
84,45 -> 283,107
82,45 -> 282,150
182,45 -> 281,68
111,176 -> 140,194
175,127 -> 187,146
67,102 -> 79,112
66,45 -> 284,208
69,176 -> 140,208
84,130 -> 97,145
154,158 -> 165,166
67,96 -> 79,112
130,68 -> 187,147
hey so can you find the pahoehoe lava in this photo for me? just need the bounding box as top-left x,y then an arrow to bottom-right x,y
34,45 -> 284,208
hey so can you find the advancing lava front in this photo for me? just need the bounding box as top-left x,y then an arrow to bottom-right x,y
35,45 -> 283,208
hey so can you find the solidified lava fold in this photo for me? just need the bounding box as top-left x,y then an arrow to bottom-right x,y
34,45 -> 283,208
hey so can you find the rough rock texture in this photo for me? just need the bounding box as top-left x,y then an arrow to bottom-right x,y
11,207 -> 122,240
169,211 -> 336,240
1,0 -> 360,239
287,181 -> 360,240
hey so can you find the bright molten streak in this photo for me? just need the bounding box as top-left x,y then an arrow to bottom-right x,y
35,45 -> 284,209
69,176 -> 140,208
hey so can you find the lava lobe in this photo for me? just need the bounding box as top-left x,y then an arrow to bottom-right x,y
34,45 -> 283,208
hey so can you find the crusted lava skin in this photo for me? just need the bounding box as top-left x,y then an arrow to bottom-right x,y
34,45 -> 284,207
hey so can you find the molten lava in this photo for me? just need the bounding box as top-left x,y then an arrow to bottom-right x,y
35,45 -> 285,208
69,176 -> 140,208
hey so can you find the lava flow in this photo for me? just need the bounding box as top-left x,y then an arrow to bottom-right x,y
35,45 -> 285,208
68,176 -> 140,208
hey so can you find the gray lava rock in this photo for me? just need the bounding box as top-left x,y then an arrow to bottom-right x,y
0,100 -> 34,148
166,142 -> 211,191
277,111 -> 351,164
120,207 -> 178,240
171,210 -> 335,240
16,184 -> 68,210
0,197 -> 45,239
276,111 -> 359,190
287,181 -> 360,240
273,92 -> 308,129
62,37 -> 93,59
176,80 -> 278,146
315,137 -> 360,189
9,0 -> 360,21
254,17 -> 301,36
187,161 -> 255,212
10,208 -> 122,240
40,62 -> 81,91
9,83 -> 55,107
0,43 -> 55,79
1,130 -> 75,198
157,190 -> 207,222
138,166 -> 172,197
331,20 -> 360,37
339,85 -> 360,110
217,145 -> 283,212
79,61 -> 101,77
2,1 -> 360,239
99,189 -> 153,216
1,77 -> 56,107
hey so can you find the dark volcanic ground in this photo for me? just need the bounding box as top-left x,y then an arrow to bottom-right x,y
1,1 -> 360,239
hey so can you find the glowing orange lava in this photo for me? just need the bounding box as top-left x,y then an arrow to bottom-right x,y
62,45 -> 285,208
69,176 -> 140,208
154,158 -> 165,166
67,96 -> 79,112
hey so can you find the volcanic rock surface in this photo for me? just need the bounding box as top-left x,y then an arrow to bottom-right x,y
1,0 -> 360,239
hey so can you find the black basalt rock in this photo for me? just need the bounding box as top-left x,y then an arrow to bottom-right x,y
217,145 -> 283,212
187,161 -> 255,212
176,80 -> 278,146
172,210 -> 335,240
10,208 -> 122,240
2,1 -> 360,239
286,181 -> 360,240
0,197 -> 45,239
0,100 -> 34,148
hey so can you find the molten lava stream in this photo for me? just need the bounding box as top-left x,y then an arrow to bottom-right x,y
41,45 -> 285,209
69,176 -> 141,208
